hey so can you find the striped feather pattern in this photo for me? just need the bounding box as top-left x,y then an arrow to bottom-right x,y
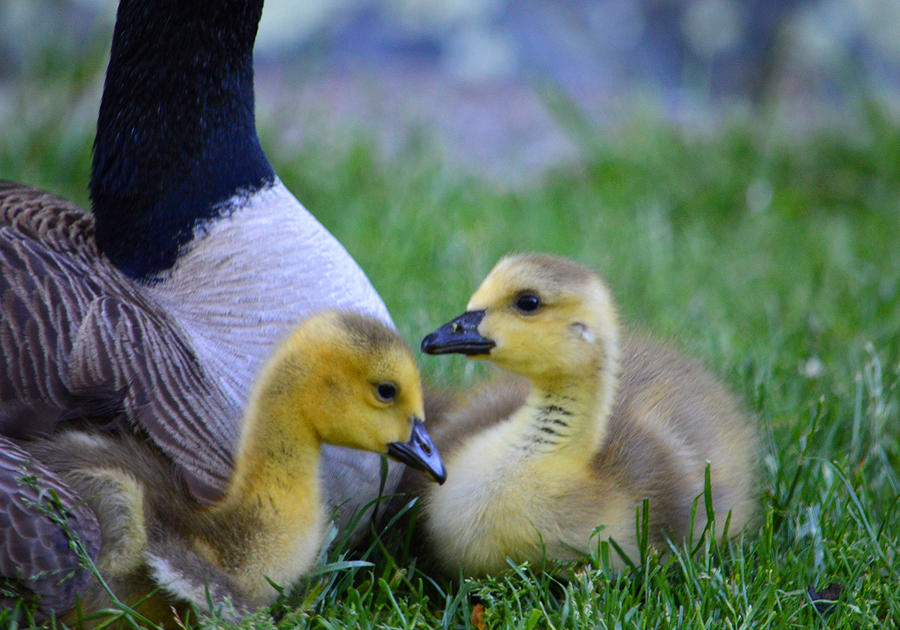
0,435 -> 101,612
1,181 -> 237,501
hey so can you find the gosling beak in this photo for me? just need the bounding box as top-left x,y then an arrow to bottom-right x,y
420,310 -> 495,356
387,418 -> 447,484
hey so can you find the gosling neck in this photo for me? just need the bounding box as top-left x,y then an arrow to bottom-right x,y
218,406 -> 322,519
515,340 -> 619,461
198,401 -> 324,604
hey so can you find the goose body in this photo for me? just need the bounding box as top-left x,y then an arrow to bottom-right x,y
417,253 -> 756,575
8,312 -> 445,623
1,0 -> 398,612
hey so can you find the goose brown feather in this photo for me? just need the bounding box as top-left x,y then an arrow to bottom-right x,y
0,182 -> 237,498
0,435 -> 102,614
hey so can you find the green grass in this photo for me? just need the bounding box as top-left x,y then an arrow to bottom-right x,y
1,55 -> 899,628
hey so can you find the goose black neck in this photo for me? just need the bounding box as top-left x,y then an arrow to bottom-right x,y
90,0 -> 275,280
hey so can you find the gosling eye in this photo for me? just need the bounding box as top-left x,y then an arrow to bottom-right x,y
375,382 -> 397,403
514,292 -> 541,314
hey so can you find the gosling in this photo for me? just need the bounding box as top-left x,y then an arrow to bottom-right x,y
418,253 -> 756,576
21,311 -> 445,623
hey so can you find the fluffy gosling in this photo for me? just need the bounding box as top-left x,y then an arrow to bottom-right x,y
418,253 -> 756,576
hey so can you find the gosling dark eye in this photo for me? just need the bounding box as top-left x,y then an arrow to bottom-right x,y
375,382 -> 397,402
514,293 -> 541,313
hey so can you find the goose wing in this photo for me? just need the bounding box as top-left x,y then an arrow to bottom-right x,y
0,436 -> 101,614
1,182 -> 236,501
68,295 -> 239,499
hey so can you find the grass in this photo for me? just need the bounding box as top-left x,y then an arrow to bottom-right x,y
1,49 -> 899,628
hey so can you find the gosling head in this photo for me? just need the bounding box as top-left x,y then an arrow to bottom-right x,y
251,311 -> 446,483
421,253 -> 618,382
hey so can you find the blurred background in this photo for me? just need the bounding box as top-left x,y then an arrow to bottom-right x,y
2,0 -> 899,183
1,0 -> 898,373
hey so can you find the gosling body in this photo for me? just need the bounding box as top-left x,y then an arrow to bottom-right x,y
419,253 -> 756,575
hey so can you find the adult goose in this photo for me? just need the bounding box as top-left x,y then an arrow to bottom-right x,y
11,312 -> 444,625
415,253 -> 757,575
1,0 -> 394,613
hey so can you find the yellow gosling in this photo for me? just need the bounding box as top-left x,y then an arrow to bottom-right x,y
25,311 -> 445,624
419,253 -> 756,576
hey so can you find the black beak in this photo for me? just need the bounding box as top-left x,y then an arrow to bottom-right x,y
387,418 -> 446,484
420,310 -> 495,356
